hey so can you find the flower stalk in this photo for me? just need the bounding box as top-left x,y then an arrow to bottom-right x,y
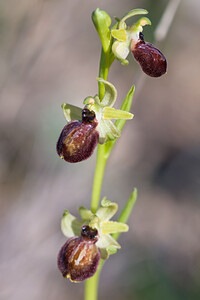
86,8 -> 135,300
56,6 -> 169,300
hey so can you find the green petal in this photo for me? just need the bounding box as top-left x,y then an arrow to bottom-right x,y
96,78 -> 117,107
61,103 -> 82,122
101,221 -> 129,234
96,198 -> 118,221
111,28 -> 127,41
132,16 -> 151,28
129,17 -> 151,37
61,210 -> 82,238
83,97 -> 95,106
78,206 -> 93,221
103,107 -> 133,120
119,8 -> 148,29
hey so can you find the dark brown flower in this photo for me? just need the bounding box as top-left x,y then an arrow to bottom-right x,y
56,108 -> 99,163
131,32 -> 167,77
58,226 -> 100,282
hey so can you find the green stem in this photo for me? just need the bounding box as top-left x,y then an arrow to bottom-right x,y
86,48 -> 112,300
90,47 -> 114,214
90,144 -> 107,213
98,49 -> 110,101
84,260 -> 104,300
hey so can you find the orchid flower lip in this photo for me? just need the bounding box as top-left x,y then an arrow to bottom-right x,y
56,108 -> 99,163
57,234 -> 101,282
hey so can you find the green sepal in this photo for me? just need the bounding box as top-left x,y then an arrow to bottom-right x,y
97,119 -> 120,144
92,8 -> 112,53
96,198 -> 118,222
96,234 -> 121,258
111,28 -> 127,42
112,40 -> 130,60
61,210 -> 83,238
96,78 -> 117,107
78,206 -> 93,221
101,221 -> 129,234
103,107 -> 133,120
119,8 -> 148,29
61,103 -> 82,122
112,188 -> 138,240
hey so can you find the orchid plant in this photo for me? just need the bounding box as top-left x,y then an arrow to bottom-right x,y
56,8 -> 167,300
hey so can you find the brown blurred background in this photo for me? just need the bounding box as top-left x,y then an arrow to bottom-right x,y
0,0 -> 200,299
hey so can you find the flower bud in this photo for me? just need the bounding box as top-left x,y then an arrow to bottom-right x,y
56,109 -> 99,163
58,226 -> 100,282
131,32 -> 167,77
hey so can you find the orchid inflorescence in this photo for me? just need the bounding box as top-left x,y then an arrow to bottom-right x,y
56,8 -> 167,284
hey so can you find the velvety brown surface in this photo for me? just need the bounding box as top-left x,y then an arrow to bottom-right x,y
58,237 -> 100,282
56,119 -> 99,163
132,41 -> 167,77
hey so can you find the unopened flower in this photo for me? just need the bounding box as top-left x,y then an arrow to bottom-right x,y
58,198 -> 129,282
111,9 -> 167,77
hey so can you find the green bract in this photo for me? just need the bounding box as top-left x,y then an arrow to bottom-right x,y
92,8 -> 112,53
111,9 -> 151,64
61,78 -> 133,144
61,198 -> 129,260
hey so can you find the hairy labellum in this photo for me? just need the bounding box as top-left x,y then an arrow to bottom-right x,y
131,36 -> 167,77
58,226 -> 100,282
56,109 -> 99,163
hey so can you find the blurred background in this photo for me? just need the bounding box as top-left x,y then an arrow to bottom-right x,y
0,0 -> 200,299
